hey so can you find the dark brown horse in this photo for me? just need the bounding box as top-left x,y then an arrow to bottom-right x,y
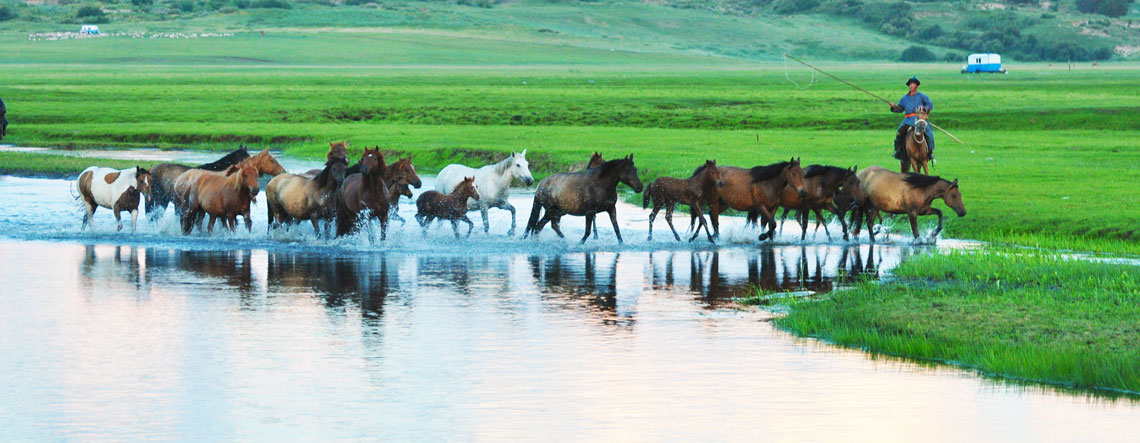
852,166 -> 965,242
704,158 -> 806,241
265,144 -> 349,237
415,176 -> 481,238
523,155 -> 643,243
147,146 -> 249,222
387,180 -> 414,225
583,152 -> 607,239
643,159 -> 724,242
775,165 -> 863,241
335,148 -> 390,241
181,164 -> 260,234
902,106 -> 931,175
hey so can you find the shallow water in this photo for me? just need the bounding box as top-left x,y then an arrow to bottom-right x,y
1,152 -> 1138,440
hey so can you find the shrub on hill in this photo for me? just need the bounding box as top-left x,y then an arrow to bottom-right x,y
0,5 -> 15,21
899,45 -> 936,61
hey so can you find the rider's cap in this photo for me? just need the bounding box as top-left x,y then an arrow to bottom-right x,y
906,76 -> 920,86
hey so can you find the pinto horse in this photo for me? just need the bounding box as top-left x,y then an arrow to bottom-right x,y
76,166 -> 152,233
643,159 -> 725,242
523,155 -> 644,243
853,166 -> 965,242
147,146 -> 250,222
416,176 -> 481,238
335,148 -> 390,241
172,148 -> 286,230
704,158 -> 806,241
436,150 -> 534,236
902,106 -> 931,175
265,144 -> 349,237
181,164 -> 260,234
775,165 -> 863,241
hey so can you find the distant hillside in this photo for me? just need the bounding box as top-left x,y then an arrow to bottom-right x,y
0,0 -> 1136,61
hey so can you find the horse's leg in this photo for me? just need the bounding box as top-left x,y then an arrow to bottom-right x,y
900,156 -> 910,174
550,215 -> 565,239
130,209 -> 139,233
462,215 -> 475,238
607,207 -> 623,244
814,208 -> 832,240
207,215 -> 217,233
665,204 -> 681,242
379,212 -> 389,241
311,217 -> 321,238
419,215 -> 431,238
243,211 -> 251,232
581,212 -> 594,244
500,202 -> 518,237
480,204 -> 491,234
757,207 -> 777,241
82,202 -> 96,230
908,213 -> 920,239
710,199 -> 722,240
929,208 -> 944,238
778,207 -> 789,234
451,219 -> 461,239
647,204 -> 660,241
866,208 -> 879,243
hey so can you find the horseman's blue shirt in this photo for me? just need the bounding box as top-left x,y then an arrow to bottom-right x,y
894,92 -> 932,127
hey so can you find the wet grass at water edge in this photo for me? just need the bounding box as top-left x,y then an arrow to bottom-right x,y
771,249 -> 1140,394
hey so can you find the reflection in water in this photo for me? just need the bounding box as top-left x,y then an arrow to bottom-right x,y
7,240 -> 1140,441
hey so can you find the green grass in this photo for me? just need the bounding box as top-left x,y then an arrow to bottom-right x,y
0,151 -> 163,178
774,249 -> 1140,394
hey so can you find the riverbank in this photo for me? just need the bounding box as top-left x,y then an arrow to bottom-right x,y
770,249 -> 1140,394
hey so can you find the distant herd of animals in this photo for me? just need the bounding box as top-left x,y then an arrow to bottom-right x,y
74,140 -> 966,244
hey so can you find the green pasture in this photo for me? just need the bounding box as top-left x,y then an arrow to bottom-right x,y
773,249 -> 1140,394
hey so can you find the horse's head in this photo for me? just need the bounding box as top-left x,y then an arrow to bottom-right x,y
134,166 -> 153,196
588,152 -> 605,169
391,182 -> 413,199
227,164 -> 260,200
701,159 -> 725,188
620,154 -> 644,193
359,148 -> 386,177
250,148 -> 286,176
458,176 -> 480,201
943,178 -> 966,217
390,155 -> 422,188
785,157 -> 806,198
326,146 -> 350,183
914,106 -> 930,136
511,150 -> 535,186
841,165 -> 865,202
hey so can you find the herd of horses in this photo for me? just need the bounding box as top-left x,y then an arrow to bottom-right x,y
73,136 -> 965,244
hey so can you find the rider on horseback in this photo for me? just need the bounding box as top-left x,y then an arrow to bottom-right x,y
889,77 -> 934,162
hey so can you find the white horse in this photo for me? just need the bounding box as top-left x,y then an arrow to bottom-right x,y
76,166 -> 153,233
435,150 -> 535,236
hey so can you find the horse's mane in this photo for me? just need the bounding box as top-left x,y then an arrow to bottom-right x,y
345,162 -> 362,176
804,165 -> 845,179
749,161 -> 791,183
494,154 -> 515,174
690,164 -> 708,178
312,160 -> 339,188
197,146 -> 250,171
903,173 -> 946,189
594,157 -> 631,178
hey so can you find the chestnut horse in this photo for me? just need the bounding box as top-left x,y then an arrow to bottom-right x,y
147,147 -> 249,222
265,144 -> 349,237
643,159 -> 725,242
76,166 -> 152,233
853,166 -> 965,242
335,148 -> 390,241
181,164 -> 260,234
172,147 -> 286,224
704,158 -> 806,241
775,165 -> 863,241
416,176 -> 481,238
902,106 -> 931,175
523,155 -> 644,243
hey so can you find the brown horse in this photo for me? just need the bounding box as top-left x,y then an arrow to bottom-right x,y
853,166 -> 965,242
335,148 -> 390,241
265,145 -> 349,237
775,165 -> 864,241
172,148 -> 286,221
705,158 -> 806,241
387,180 -> 414,225
181,164 -> 260,234
902,106 -> 931,175
415,176 -> 481,238
147,147 -> 249,222
523,155 -> 644,243
301,141 -> 351,176
643,159 -> 725,242
586,152 -> 605,169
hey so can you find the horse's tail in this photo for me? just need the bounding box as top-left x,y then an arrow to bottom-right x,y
523,193 -> 543,237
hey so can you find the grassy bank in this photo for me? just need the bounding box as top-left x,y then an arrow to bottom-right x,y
0,152 -> 162,178
772,250 -> 1140,394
